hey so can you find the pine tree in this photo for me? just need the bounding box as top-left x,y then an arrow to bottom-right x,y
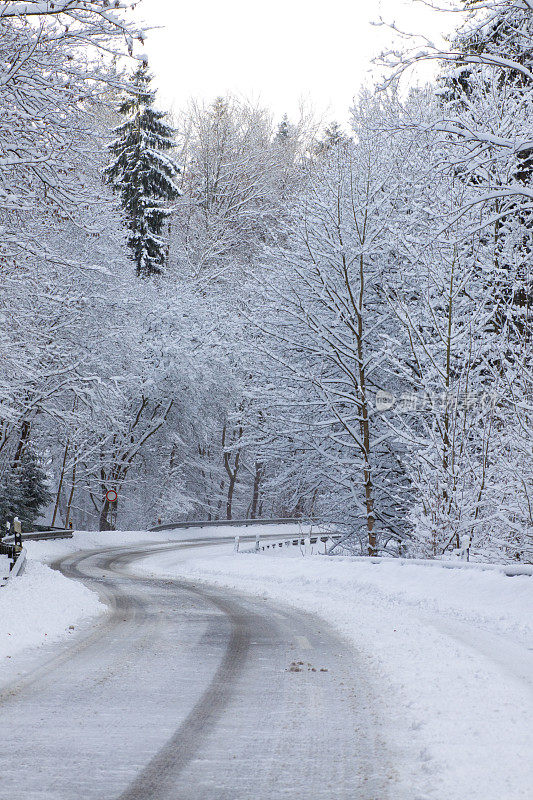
0,448 -> 51,533
18,448 -> 51,529
437,2 -> 533,339
275,114 -> 294,144
106,62 -> 181,277
316,120 -> 346,154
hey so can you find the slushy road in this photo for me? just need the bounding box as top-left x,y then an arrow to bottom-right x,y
0,538 -> 390,799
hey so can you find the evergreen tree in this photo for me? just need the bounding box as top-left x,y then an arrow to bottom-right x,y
106,62 -> 181,277
0,448 -> 51,533
315,121 -> 347,155
275,113 -> 294,144
437,2 -> 533,339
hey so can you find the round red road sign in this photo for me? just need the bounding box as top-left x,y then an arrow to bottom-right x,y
106,489 -> 118,503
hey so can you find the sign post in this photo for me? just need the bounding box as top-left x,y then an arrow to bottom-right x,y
106,490 -> 118,530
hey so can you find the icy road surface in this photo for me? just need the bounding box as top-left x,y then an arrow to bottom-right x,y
0,540 -> 390,799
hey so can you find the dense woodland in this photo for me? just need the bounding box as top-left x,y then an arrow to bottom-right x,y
0,1 -> 531,561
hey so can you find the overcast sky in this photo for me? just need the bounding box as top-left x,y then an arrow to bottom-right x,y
133,0 -> 456,125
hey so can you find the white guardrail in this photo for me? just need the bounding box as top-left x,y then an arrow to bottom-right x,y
239,532 -> 533,577
236,531 -> 340,555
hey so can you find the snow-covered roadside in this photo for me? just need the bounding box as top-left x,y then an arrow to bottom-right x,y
23,523 -> 301,564
0,559 -> 103,676
0,554 -> 9,580
134,549 -> 533,800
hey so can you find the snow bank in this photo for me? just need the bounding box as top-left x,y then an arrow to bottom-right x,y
0,559 -> 103,676
0,554 -> 9,580
135,550 -> 533,800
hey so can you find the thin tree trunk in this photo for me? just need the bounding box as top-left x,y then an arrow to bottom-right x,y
293,495 -> 305,518
99,460 -> 112,531
356,254 -> 376,556
99,498 -> 112,531
52,439 -> 69,527
65,459 -> 77,530
225,446 -> 241,521
222,422 -> 242,521
250,461 -> 263,519
226,478 -> 235,520
443,256 -> 456,545
12,420 -> 31,469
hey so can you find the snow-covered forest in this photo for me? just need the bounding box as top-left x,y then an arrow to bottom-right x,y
0,0 -> 531,562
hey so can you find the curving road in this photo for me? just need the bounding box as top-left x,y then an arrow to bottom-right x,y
0,538 -> 390,799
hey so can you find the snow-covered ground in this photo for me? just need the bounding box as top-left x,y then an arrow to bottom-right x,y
0,553 -> 9,578
22,524 -> 304,563
135,545 -> 533,800
2,525 -> 532,799
0,558 -> 103,676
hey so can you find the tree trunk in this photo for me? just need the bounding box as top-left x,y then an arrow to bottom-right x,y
222,422 -> 243,521
226,476 -> 236,520
12,419 -> 31,469
356,254 -> 376,556
99,499 -> 112,531
293,495 -> 305,518
52,439 -> 69,527
250,461 -> 263,519
65,459 -> 77,529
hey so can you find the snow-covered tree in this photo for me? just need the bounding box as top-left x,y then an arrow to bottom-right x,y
377,1 -> 532,560
275,113 -> 296,144
106,62 -> 181,277
171,96 -> 279,285
0,446 -> 51,533
252,96 -> 414,555
0,1 -> 144,526
315,121 -> 348,154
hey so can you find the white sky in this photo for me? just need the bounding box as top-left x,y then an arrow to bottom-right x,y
133,0 -> 457,126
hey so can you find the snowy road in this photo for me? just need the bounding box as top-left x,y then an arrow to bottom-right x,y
0,540 -> 389,799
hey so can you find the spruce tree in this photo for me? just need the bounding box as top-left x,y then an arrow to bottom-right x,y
316,121 -> 346,155
437,3 -> 533,338
106,62 -> 181,277
275,114 -> 294,144
0,448 -> 51,533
